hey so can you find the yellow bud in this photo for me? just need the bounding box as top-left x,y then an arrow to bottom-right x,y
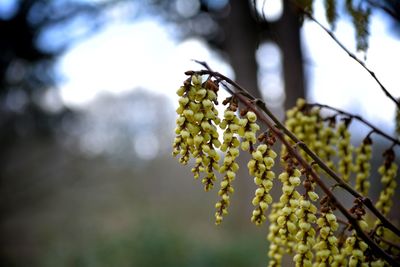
277,215 -> 286,226
241,141 -> 250,151
183,109 -> 194,118
259,201 -> 268,210
307,191 -> 319,201
264,157 -> 275,169
180,130 -> 190,139
282,206 -> 292,216
278,172 -> 289,182
193,112 -> 204,121
176,116 -> 185,126
202,99 -> 213,109
264,194 -> 273,204
222,194 -> 230,201
220,180 -> 229,188
296,231 -> 304,241
320,226 -> 330,239
326,213 -> 336,222
224,110 -> 235,120
230,147 -> 239,157
176,86 -> 185,96
252,209 -> 261,216
254,177 -> 262,185
194,135 -> 204,146
359,241 -> 368,252
252,197 -> 260,206
287,221 -> 297,233
195,88 -> 206,98
246,111 -> 257,122
250,123 -> 260,132
207,90 -> 217,101
227,171 -> 236,180
327,236 -> 337,245
266,171 -> 275,179
289,176 -> 301,186
268,150 -> 277,158
244,131 -> 255,141
349,256 -> 358,267
229,124 -> 240,132
299,222 -> 311,231
293,169 -> 301,177
223,132 -> 233,142
223,156 -> 232,166
297,243 -> 309,254
255,188 -> 265,196
352,249 -> 363,258
178,96 -> 189,106
212,139 -> 221,148
282,185 -> 294,195
192,75 -> 202,85
253,150 -> 263,161
262,179 -> 273,190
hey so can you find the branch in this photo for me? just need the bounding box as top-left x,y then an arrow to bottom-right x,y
307,102 -> 400,146
189,64 -> 400,265
295,4 -> 400,109
235,90 -> 398,267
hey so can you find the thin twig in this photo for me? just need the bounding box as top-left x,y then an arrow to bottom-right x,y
296,5 -> 400,109
193,67 -> 400,238
308,102 -> 400,146
235,90 -> 398,266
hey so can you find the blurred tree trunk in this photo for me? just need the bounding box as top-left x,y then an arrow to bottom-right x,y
218,0 -> 305,226
221,0 -> 261,99
221,0 -> 305,109
275,0 -> 305,110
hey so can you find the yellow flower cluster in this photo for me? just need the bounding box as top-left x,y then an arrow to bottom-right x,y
172,75 -> 221,191
248,142 -> 277,225
313,197 -> 340,266
267,202 -> 285,267
376,149 -> 398,216
215,108 -> 241,224
284,99 -> 337,172
337,121 -> 353,182
293,179 -> 319,267
284,99 -> 308,160
341,232 -> 369,267
172,78 -> 398,267
238,111 -> 260,151
354,137 -> 372,196
275,162 -> 302,252
318,118 -> 338,171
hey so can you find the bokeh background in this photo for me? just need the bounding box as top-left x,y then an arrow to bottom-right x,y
1,0 -> 399,266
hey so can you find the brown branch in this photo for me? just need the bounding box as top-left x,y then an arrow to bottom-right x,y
308,102 -> 400,146
295,5 -> 400,109
235,92 -> 398,266
188,65 -> 400,265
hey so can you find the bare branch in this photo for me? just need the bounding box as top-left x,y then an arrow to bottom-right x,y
293,3 -> 400,109
308,102 -> 400,146
188,65 -> 400,265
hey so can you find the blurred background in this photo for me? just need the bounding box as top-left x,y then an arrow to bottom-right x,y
0,0 -> 399,266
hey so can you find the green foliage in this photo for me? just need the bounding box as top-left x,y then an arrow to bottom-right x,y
40,219 -> 266,267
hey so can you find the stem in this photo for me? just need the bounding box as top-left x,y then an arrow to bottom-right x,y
191,67 -> 400,238
234,93 -> 397,266
293,4 -> 400,109
188,64 -> 400,265
308,102 -> 400,146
